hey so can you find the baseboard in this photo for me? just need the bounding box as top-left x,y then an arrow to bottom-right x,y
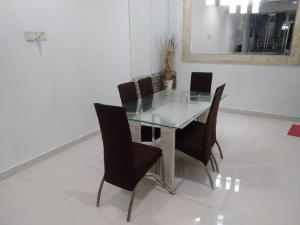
0,129 -> 100,182
221,107 -> 300,122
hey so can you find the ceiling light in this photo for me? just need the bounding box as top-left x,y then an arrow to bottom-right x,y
206,0 -> 215,6
229,0 -> 237,13
220,0 -> 229,6
252,0 -> 261,13
293,1 -> 297,4
240,0 -> 248,14
240,5 -> 247,14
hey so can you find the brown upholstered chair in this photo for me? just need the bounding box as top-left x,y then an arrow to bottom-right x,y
94,103 -> 164,222
211,85 -> 225,160
175,84 -> 225,189
138,77 -> 154,98
118,81 -> 160,142
190,72 -> 213,93
118,81 -> 138,105
190,72 -> 224,159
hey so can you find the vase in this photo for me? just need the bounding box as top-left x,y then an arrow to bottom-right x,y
164,79 -> 173,91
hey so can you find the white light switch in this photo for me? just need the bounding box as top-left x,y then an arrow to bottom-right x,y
25,32 -> 46,56
25,32 -> 46,41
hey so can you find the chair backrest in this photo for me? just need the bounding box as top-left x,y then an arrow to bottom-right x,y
211,84 -> 226,145
190,72 -> 213,93
138,77 -> 154,98
203,84 -> 225,163
94,103 -> 134,190
118,82 -> 138,105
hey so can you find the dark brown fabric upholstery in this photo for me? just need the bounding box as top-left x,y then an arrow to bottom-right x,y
94,103 -> 162,191
138,77 -> 154,98
176,122 -> 206,162
117,81 -> 160,142
118,82 -> 138,105
190,72 -> 213,93
132,142 -> 162,184
211,84 -> 225,146
141,126 -> 160,142
176,84 -> 225,166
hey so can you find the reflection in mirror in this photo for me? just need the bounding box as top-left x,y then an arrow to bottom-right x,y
191,0 -> 299,55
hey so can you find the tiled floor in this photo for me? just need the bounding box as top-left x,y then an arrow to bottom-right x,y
1,112 -> 300,225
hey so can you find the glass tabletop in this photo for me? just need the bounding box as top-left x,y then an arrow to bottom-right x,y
124,89 -> 216,129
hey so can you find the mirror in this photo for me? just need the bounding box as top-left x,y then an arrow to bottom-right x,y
183,0 -> 300,65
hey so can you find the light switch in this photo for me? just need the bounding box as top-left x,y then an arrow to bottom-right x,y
25,32 -> 46,41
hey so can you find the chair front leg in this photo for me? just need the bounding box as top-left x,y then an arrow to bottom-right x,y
161,156 -> 165,188
216,140 -> 224,159
127,189 -> 137,222
198,162 -> 215,190
211,153 -> 219,173
210,157 -> 216,172
152,127 -> 155,145
96,176 -> 105,207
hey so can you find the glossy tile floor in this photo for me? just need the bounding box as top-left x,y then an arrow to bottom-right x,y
1,112 -> 300,225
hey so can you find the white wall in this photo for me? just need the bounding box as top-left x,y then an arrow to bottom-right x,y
129,0 -> 169,78
170,0 -> 300,118
190,0 -> 245,54
0,0 -> 169,172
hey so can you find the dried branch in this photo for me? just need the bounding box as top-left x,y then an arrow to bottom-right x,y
161,35 -> 177,80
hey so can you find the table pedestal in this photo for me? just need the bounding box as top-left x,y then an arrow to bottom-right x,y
129,121 -> 177,193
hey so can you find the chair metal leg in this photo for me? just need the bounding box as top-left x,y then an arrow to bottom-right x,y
210,157 -> 216,172
145,173 -> 164,188
216,140 -> 224,159
161,156 -> 165,188
199,162 -> 215,190
211,153 -> 219,173
127,189 -> 136,222
152,127 -> 155,145
96,176 -> 105,207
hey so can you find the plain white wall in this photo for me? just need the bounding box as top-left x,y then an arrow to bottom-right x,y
190,0 -> 245,54
0,0 -> 169,172
129,0 -> 151,77
0,0 -> 132,172
171,0 -> 300,118
130,0 -> 169,78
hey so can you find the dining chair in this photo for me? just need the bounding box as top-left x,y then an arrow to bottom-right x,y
118,81 -> 160,142
211,84 -> 226,160
138,77 -> 154,98
190,72 -> 224,159
137,78 -> 161,142
175,84 -> 225,189
118,81 -> 138,105
190,72 -> 213,93
94,103 -> 164,222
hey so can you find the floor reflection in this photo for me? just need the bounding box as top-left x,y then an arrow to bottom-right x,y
215,175 -> 241,193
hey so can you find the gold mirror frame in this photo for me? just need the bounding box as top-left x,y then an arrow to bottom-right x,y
182,0 -> 300,65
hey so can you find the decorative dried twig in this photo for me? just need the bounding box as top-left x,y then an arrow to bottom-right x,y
160,35 -> 177,80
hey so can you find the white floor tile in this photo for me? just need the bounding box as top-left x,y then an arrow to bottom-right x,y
1,112 -> 300,225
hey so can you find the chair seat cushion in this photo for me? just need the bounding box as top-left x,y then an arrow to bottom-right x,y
176,121 -> 207,164
132,142 -> 162,185
141,126 -> 161,142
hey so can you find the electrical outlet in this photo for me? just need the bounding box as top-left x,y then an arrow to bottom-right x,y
25,32 -> 46,41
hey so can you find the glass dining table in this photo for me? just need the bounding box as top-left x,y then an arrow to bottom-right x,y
123,89 -> 215,193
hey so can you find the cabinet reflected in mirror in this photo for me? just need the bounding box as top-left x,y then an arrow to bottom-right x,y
190,0 -> 298,56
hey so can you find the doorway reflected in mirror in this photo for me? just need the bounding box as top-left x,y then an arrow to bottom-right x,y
190,0 -> 298,55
